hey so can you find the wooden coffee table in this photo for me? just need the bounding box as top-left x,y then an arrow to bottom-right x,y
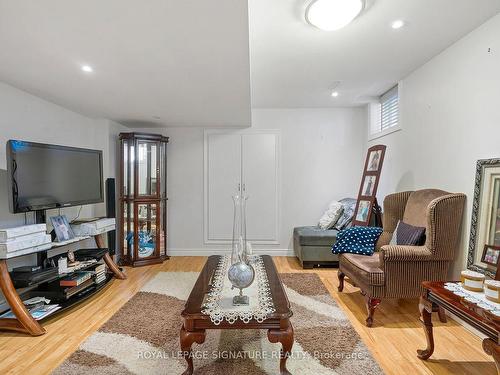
418,281 -> 500,372
180,255 -> 293,375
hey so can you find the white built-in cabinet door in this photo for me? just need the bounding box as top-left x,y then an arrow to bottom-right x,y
205,131 -> 279,244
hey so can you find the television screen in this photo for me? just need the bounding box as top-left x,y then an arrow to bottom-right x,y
7,140 -> 103,213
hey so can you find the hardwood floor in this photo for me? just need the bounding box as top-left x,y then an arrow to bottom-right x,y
0,256 -> 495,375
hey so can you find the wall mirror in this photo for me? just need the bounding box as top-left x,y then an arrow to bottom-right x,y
468,158 -> 500,278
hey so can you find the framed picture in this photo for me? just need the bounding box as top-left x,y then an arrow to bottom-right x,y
352,145 -> 386,227
361,175 -> 377,197
50,215 -> 75,242
481,245 -> 500,267
367,150 -> 383,171
354,199 -> 373,224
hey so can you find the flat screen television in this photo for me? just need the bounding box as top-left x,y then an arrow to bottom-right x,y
7,140 -> 104,214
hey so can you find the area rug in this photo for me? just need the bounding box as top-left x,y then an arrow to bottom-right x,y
53,272 -> 384,375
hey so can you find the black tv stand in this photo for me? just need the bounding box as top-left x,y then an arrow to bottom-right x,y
0,234 -> 126,336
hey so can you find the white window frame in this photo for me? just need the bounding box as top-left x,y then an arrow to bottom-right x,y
368,83 -> 402,141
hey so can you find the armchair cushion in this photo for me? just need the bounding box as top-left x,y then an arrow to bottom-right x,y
340,253 -> 384,286
389,220 -> 426,246
332,226 -> 383,256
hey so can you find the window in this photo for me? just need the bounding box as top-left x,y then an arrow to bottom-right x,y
369,85 -> 400,139
380,86 -> 399,131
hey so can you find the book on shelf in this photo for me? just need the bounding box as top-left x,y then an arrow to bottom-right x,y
0,233 -> 51,254
0,304 -> 61,320
63,278 -> 94,299
0,242 -> 52,259
60,271 -> 93,287
0,224 -> 47,242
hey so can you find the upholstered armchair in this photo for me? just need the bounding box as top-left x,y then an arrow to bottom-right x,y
338,189 -> 466,327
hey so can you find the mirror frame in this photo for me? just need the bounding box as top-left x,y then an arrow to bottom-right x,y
467,158 -> 500,278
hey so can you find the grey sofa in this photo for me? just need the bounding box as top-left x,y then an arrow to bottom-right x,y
293,226 -> 339,268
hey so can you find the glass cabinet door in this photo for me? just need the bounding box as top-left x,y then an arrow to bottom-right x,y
135,202 -> 159,258
137,140 -> 158,197
122,201 -> 134,258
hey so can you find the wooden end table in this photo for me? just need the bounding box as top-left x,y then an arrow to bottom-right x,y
180,255 -> 294,375
418,281 -> 500,372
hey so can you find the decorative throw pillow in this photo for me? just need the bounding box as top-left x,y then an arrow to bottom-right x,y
318,201 -> 344,230
332,226 -> 383,256
389,220 -> 426,246
333,198 -> 357,230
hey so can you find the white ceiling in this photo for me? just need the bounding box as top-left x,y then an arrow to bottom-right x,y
0,1 -> 499,126
249,0 -> 500,107
0,0 -> 252,128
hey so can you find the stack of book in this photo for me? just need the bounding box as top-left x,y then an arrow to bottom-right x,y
0,303 -> 61,321
94,263 -> 107,284
71,218 -> 116,236
60,271 -> 95,299
0,224 -> 52,259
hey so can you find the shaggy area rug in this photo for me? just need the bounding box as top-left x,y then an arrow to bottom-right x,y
54,272 -> 384,375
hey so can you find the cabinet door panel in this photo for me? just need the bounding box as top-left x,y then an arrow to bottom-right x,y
242,133 -> 278,241
207,133 -> 241,240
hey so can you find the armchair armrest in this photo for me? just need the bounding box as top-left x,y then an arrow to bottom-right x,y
379,245 -> 433,266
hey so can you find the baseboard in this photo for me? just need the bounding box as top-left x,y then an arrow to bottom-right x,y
167,248 -> 295,256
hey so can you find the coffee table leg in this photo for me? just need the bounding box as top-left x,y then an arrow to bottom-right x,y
417,295 -> 434,360
268,321 -> 294,375
180,325 -> 206,375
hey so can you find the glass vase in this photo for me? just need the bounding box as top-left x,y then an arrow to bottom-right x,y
231,193 -> 249,264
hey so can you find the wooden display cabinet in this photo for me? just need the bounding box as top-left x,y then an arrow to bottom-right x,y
119,132 -> 169,267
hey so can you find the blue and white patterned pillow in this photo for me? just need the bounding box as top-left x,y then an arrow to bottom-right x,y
332,226 -> 383,256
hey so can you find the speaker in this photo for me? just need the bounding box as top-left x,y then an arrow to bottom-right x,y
106,178 -> 116,256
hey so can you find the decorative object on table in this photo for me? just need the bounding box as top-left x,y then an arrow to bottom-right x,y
50,215 -> 75,242
118,132 -> 169,267
484,279 -> 500,303
332,226 -> 383,256
389,220 -> 426,246
338,189 -> 466,327
460,270 -> 485,292
227,193 -> 255,305
352,144 -> 386,227
318,200 -> 344,229
467,158 -> 500,279
482,244 -> 500,267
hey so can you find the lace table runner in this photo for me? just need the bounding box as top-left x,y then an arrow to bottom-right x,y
201,255 -> 276,325
444,282 -> 500,316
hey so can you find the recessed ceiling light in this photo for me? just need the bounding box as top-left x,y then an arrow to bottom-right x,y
391,20 -> 405,29
331,91 -> 339,97
81,65 -> 93,73
306,0 -> 364,31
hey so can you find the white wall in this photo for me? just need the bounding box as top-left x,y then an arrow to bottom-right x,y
0,82 -> 127,270
368,13 -> 500,278
136,107 -> 367,255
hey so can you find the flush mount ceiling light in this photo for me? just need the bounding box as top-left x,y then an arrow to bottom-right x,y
306,0 -> 364,31
391,20 -> 405,29
81,65 -> 93,73
331,91 -> 339,97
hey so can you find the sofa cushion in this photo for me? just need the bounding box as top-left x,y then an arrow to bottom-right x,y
294,226 -> 338,247
318,201 -> 344,229
333,198 -> 357,230
340,253 -> 384,286
403,189 -> 448,228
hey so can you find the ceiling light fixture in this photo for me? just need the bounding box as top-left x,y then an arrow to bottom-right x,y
391,20 -> 405,29
306,0 -> 364,31
81,65 -> 93,73
331,91 -> 339,97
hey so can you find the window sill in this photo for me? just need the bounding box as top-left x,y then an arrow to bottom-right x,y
368,126 -> 401,141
